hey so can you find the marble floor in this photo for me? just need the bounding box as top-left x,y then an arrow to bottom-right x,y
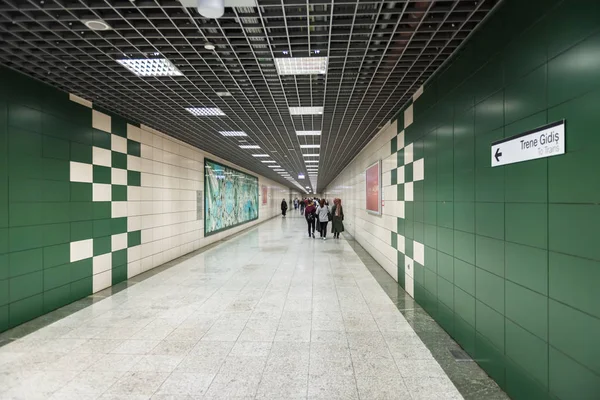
0,214 -> 505,400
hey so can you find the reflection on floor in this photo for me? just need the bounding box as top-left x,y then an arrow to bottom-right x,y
0,214 -> 507,399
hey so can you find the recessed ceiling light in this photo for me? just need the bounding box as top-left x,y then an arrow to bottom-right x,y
274,57 -> 328,75
298,174 -> 305,179
302,154 -> 319,157
204,43 -> 216,50
273,169 -> 285,172
82,19 -> 111,31
268,165 -> 281,168
185,107 -> 225,116
305,161 -> 319,164
289,107 -> 323,115
239,145 -> 260,149
261,160 -> 276,163
300,145 -> 320,149
216,91 -> 232,97
117,58 -> 182,77
252,154 -> 269,157
296,131 -> 322,136
219,131 -> 247,137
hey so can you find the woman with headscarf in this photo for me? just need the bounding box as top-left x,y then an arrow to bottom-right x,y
331,198 -> 344,239
281,198 -> 288,217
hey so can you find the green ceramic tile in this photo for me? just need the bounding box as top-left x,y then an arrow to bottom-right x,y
504,66 -> 547,125
475,168 -> 505,202
93,165 -> 111,184
454,169 -> 475,202
454,202 -> 475,233
0,255 -> 7,281
506,319 -> 549,388
549,299 -> 600,375
475,91 -> 505,135
93,219 -> 112,238
454,231 -> 475,265
506,358 -> 552,400
476,267 -> 505,314
127,139 -> 141,157
437,251 -> 453,282
43,284 -> 71,313
454,259 -> 475,296
112,265 -> 127,285
93,236 -> 111,257
549,252 -> 600,318
9,293 -> 43,328
44,264 -> 71,291
93,202 -> 111,220
390,231 -> 397,249
424,267 -> 437,296
505,203 -> 548,249
42,158 -> 69,182
546,0 -> 600,59
70,277 -> 92,300
413,261 -> 424,286
405,238 -> 413,258
504,158 -> 548,203
397,183 -> 404,201
397,217 -> 405,235
506,281 -> 548,340
476,235 -> 505,277
548,32 -> 600,107
391,136 -> 397,154
112,249 -> 127,267
43,243 -> 69,269
71,183 -> 92,202
549,347 -> 600,400
9,271 -> 43,302
475,202 -> 504,240
112,152 -> 127,170
8,127 -> 42,157
0,305 -> 6,333
505,243 -> 548,295
390,168 -> 397,185
112,116 -> 128,138
71,220 -> 93,242
454,286 -> 475,326
423,202 -> 436,225
93,129 -> 111,149
8,104 -> 42,132
504,18 -> 547,82
548,150 -> 600,204
454,314 -> 476,356
42,135 -> 70,160
111,218 -> 127,235
128,170 -> 141,186
9,249 -> 43,277
424,224 -> 437,248
70,202 -> 94,222
475,331 -> 506,388
437,201 -> 453,229
437,227 -> 453,255
70,258 -> 92,282
549,204 -> 600,261
0,279 -> 7,306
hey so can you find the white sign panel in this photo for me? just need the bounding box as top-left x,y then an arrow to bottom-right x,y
491,120 -> 565,167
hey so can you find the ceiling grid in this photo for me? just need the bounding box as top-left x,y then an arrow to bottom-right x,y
0,0 -> 498,192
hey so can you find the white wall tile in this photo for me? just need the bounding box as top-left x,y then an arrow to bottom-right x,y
93,270 -> 112,293
111,233 -> 128,252
70,162 -> 93,183
93,183 -> 111,202
93,253 -> 112,274
397,130 -> 405,150
127,124 -> 141,141
112,202 -> 128,218
111,135 -> 127,154
404,105 -> 413,129
92,110 -> 111,133
111,168 -> 128,185
404,182 -> 414,202
404,143 -> 414,165
69,93 -> 92,108
127,155 -> 141,172
93,147 -> 112,167
70,239 -> 93,262
397,166 -> 405,184
413,158 -> 424,181
414,241 -> 425,266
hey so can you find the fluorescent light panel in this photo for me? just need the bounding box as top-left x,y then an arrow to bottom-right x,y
117,58 -> 182,77
274,57 -> 328,76
252,154 -> 269,157
268,165 -> 281,168
303,154 -> 319,157
261,160 -> 276,163
296,131 -> 321,136
289,106 -> 323,115
219,131 -> 246,137
185,107 -> 225,117
300,144 -> 320,149
239,145 -> 260,149
305,161 -> 319,164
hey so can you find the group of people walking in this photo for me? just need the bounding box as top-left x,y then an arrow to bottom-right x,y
286,197 -> 344,240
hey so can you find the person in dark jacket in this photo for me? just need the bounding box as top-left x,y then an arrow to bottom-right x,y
281,199 -> 288,217
331,198 -> 345,239
305,201 -> 317,238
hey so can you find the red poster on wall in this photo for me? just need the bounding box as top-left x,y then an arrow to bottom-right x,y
366,161 -> 381,215
262,185 -> 268,205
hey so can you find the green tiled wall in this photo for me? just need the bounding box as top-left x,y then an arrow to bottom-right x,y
0,67 -> 141,332
390,0 -> 600,398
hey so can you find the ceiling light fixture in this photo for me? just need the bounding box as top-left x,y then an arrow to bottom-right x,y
252,154 -> 269,157
268,165 -> 281,168
303,154 -> 319,157
296,131 -> 322,136
300,144 -> 320,149
298,174 -> 305,179
204,42 -> 216,50
82,19 -> 111,31
239,145 -> 260,149
261,160 -> 276,163
274,57 -> 328,75
219,131 -> 247,137
289,106 -> 323,115
117,58 -> 182,77
216,91 -> 232,97
185,107 -> 225,116
305,161 -> 319,164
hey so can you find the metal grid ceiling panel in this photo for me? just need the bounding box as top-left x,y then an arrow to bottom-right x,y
0,0 -> 498,192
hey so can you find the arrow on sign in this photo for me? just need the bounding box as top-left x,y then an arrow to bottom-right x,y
494,148 -> 502,162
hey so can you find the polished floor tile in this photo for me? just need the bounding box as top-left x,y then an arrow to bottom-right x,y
0,215 -> 469,399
